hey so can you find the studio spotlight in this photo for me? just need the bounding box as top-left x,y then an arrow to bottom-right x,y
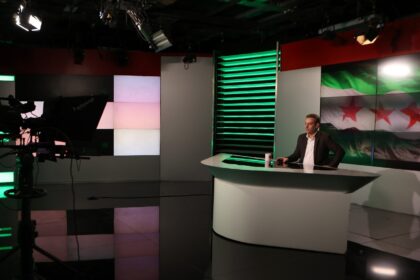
356,26 -> 380,45
318,14 -> 383,46
14,3 -> 42,32
126,9 -> 154,49
126,9 -> 172,52
152,30 -> 172,52
355,16 -> 383,46
356,34 -> 377,45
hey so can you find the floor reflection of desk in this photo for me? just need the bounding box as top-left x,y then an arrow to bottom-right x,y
211,233 -> 345,280
201,153 -> 379,254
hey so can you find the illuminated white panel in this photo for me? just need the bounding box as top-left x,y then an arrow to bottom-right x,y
114,129 -> 160,156
97,102 -> 114,129
21,101 -> 43,118
114,103 -> 160,129
114,76 -> 160,103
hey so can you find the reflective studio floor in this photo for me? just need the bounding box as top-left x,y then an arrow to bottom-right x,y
1,182 -> 420,280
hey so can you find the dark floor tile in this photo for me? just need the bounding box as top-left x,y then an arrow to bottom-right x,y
67,208 -> 114,235
36,259 -> 114,280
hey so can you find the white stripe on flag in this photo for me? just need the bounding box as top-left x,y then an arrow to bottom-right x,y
321,93 -> 420,134
321,86 -> 365,97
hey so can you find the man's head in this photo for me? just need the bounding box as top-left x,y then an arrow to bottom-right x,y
305,113 -> 320,136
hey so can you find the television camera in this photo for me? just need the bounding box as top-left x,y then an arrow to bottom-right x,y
1,94 -> 107,161
0,94 -> 107,280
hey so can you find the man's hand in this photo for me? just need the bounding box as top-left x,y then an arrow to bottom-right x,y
275,157 -> 288,166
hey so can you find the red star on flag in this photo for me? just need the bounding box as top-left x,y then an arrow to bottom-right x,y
370,103 -> 393,125
401,102 -> 420,128
340,97 -> 362,122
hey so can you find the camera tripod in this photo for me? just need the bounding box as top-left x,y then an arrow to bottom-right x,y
0,150 -> 81,280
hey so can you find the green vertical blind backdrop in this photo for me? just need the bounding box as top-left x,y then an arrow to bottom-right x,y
214,49 -> 280,157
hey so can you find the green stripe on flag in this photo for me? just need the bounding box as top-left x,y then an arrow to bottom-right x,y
378,75 -> 420,95
321,71 -> 376,95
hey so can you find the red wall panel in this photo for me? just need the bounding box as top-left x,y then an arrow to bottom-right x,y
281,16 -> 420,71
0,47 -> 161,76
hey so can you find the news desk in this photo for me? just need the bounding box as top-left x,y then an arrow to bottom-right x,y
201,153 -> 379,254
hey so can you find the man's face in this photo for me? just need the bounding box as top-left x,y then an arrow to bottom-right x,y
305,117 -> 319,135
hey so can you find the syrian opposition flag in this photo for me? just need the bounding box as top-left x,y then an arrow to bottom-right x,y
320,62 -> 420,164
321,91 -> 420,134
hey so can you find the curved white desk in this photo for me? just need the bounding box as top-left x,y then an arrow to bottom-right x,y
201,153 -> 379,254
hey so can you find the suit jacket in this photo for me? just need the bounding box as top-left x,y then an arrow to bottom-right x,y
287,131 -> 345,167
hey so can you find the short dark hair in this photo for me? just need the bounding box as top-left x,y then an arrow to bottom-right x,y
305,113 -> 320,124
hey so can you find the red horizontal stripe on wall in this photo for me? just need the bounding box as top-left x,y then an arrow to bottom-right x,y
0,47 -> 161,76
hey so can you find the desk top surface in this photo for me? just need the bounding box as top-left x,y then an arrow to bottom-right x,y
201,153 -> 379,178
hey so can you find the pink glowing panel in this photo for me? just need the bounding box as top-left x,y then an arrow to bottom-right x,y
31,210 -> 67,236
114,103 -> 160,129
114,75 -> 160,103
114,234 -> 159,258
114,129 -> 160,156
114,207 -> 159,234
34,236 -> 69,262
97,102 -> 114,129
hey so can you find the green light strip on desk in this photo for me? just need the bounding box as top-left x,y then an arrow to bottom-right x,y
0,227 -> 12,232
219,143 -> 273,148
0,233 -> 12,238
225,157 -> 265,164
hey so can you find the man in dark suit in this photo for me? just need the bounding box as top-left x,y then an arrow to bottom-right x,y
277,113 -> 344,168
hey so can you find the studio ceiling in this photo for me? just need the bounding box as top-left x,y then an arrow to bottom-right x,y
0,0 -> 419,53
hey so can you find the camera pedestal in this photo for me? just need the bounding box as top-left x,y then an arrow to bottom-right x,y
0,151 -> 80,280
